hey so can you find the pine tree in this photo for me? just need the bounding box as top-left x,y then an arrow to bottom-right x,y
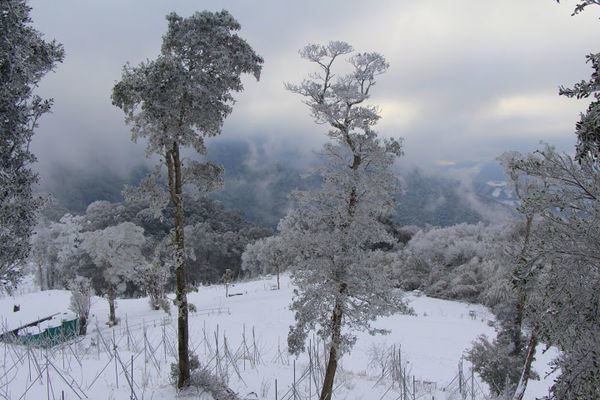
282,41 -> 411,400
112,10 -> 262,388
0,0 -> 64,287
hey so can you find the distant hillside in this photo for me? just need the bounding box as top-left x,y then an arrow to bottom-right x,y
37,139 -> 515,227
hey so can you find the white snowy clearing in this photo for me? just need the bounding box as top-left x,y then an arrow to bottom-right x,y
0,274 -> 556,400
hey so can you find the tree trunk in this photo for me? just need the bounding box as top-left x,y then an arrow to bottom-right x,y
512,327 -> 539,400
47,263 -> 54,289
37,264 -> 45,290
276,265 -> 280,290
79,315 -> 87,335
320,283 -> 346,400
168,142 -> 191,389
107,285 -> 117,326
511,214 -> 533,355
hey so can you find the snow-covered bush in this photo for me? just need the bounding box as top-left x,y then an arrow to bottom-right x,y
68,276 -> 92,335
393,222 -> 516,306
140,261 -> 170,314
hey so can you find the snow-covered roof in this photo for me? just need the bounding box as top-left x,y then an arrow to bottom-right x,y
0,290 -> 73,335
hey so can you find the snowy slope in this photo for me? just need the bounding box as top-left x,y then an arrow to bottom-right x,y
0,275 -> 555,400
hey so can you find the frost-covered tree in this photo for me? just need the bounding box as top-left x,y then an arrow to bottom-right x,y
554,0 -> 600,161
141,260 -> 170,313
282,41 -> 410,400
68,276 -> 92,335
0,0 -> 64,287
395,222 -> 516,304
111,10 -> 262,387
30,220 -> 58,290
81,222 -> 146,326
241,236 -> 289,289
505,146 -> 600,400
30,214 -> 83,290
51,214 -> 84,287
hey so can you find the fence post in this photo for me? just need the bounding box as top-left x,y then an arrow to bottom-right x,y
114,329 -> 119,389
458,360 -> 463,397
403,367 -> 408,400
46,354 -> 50,400
293,358 -> 297,400
471,367 -> 475,400
144,324 -> 148,378
309,339 -> 312,399
131,354 -> 135,400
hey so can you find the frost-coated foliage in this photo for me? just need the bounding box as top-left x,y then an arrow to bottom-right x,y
29,198 -> 270,294
505,146 -> 600,400
81,222 -> 146,294
184,221 -> 269,284
140,260 -> 171,313
394,222 -> 518,308
30,214 -> 83,290
81,222 -> 146,325
113,14 -> 262,384
558,51 -> 600,161
112,9 -> 263,190
281,42 -> 410,358
113,10 -> 262,153
241,236 -> 289,277
467,333 -> 531,397
0,0 -> 64,287
68,276 -> 92,335
554,0 -> 600,160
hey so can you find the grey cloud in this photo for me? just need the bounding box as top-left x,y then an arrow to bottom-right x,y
26,0 -> 600,179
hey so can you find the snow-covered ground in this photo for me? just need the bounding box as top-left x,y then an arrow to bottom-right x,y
0,275 -> 556,400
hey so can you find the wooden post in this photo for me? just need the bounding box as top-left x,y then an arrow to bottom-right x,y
126,314 -> 130,351
458,360 -> 463,397
293,358 -> 297,400
309,339 -> 313,399
131,355 -> 135,400
163,324 -> 167,362
114,329 -> 119,388
144,324 -> 147,378
403,368 -> 408,400
46,355 -> 50,400
471,367 -> 475,400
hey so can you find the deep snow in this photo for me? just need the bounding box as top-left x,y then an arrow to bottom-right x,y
0,275 -> 556,399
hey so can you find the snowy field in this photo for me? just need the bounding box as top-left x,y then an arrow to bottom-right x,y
0,275 -> 556,400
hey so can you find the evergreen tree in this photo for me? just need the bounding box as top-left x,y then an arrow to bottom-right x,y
112,10 -> 262,388
0,0 -> 64,287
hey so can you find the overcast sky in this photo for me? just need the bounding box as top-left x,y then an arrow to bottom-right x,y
28,0 -> 600,175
